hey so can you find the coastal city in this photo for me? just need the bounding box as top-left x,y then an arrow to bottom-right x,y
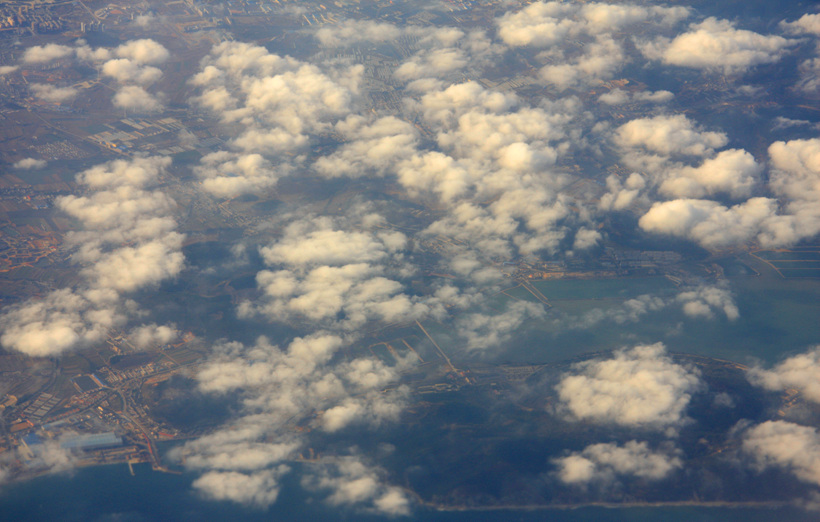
0,0 -> 819,519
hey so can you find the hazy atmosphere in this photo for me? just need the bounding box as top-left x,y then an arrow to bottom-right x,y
0,0 -> 819,519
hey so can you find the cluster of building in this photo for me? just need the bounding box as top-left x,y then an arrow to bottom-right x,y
0,5 -> 63,34
88,117 -> 194,153
600,247 -> 683,270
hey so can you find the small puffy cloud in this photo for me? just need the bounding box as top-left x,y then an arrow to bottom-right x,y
599,172 -> 647,211
598,89 -> 630,105
74,43 -> 112,63
564,284 -> 737,332
748,346 -> 820,403
0,289 -> 121,357
797,59 -> 820,93
112,85 -> 164,113
129,323 -> 178,349
540,35 -> 626,89
314,19 -> 402,47
456,301 -> 546,351
742,420 -> 820,486
659,149 -> 762,199
556,343 -> 701,428
581,4 -> 689,31
0,65 -> 18,75
633,90 -> 675,103
303,457 -> 410,515
0,438 -> 77,484
75,155 -> 167,189
314,116 -> 418,179
102,58 -> 163,85
193,467 -> 290,507
30,84 -> 78,103
772,117 -> 815,131
780,13 -> 820,36
241,217 -> 429,329
195,335 -> 339,394
638,197 -> 777,249
615,115 -> 727,157
496,2 -> 688,88
22,43 -> 74,64
81,239 -> 184,293
496,1 -> 685,48
769,138 -> 820,197
244,265 -> 423,329
390,28 -> 503,84
179,429 -> 299,473
132,13 -> 161,29
640,18 -> 795,74
496,1 -> 578,47
196,151 -> 281,198
13,158 -> 47,170
554,440 -> 682,484
762,139 -> 820,246
320,393 -> 405,433
599,88 -> 674,106
676,284 -> 739,320
115,39 -> 170,64
28,438 -> 77,473
572,227 -> 601,251
260,217 -> 405,267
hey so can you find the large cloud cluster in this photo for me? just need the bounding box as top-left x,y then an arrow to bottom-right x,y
497,2 -> 688,48
636,138 -> 820,249
186,42 -> 361,196
496,2 -> 689,89
600,112 -> 820,249
173,333 -> 411,512
317,80 -> 590,260
22,40 -> 169,112
0,157 -> 183,357
407,88 -> 590,257
606,114 -> 762,203
555,343 -> 701,429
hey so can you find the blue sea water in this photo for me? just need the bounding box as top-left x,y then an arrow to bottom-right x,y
1,463 -> 817,522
